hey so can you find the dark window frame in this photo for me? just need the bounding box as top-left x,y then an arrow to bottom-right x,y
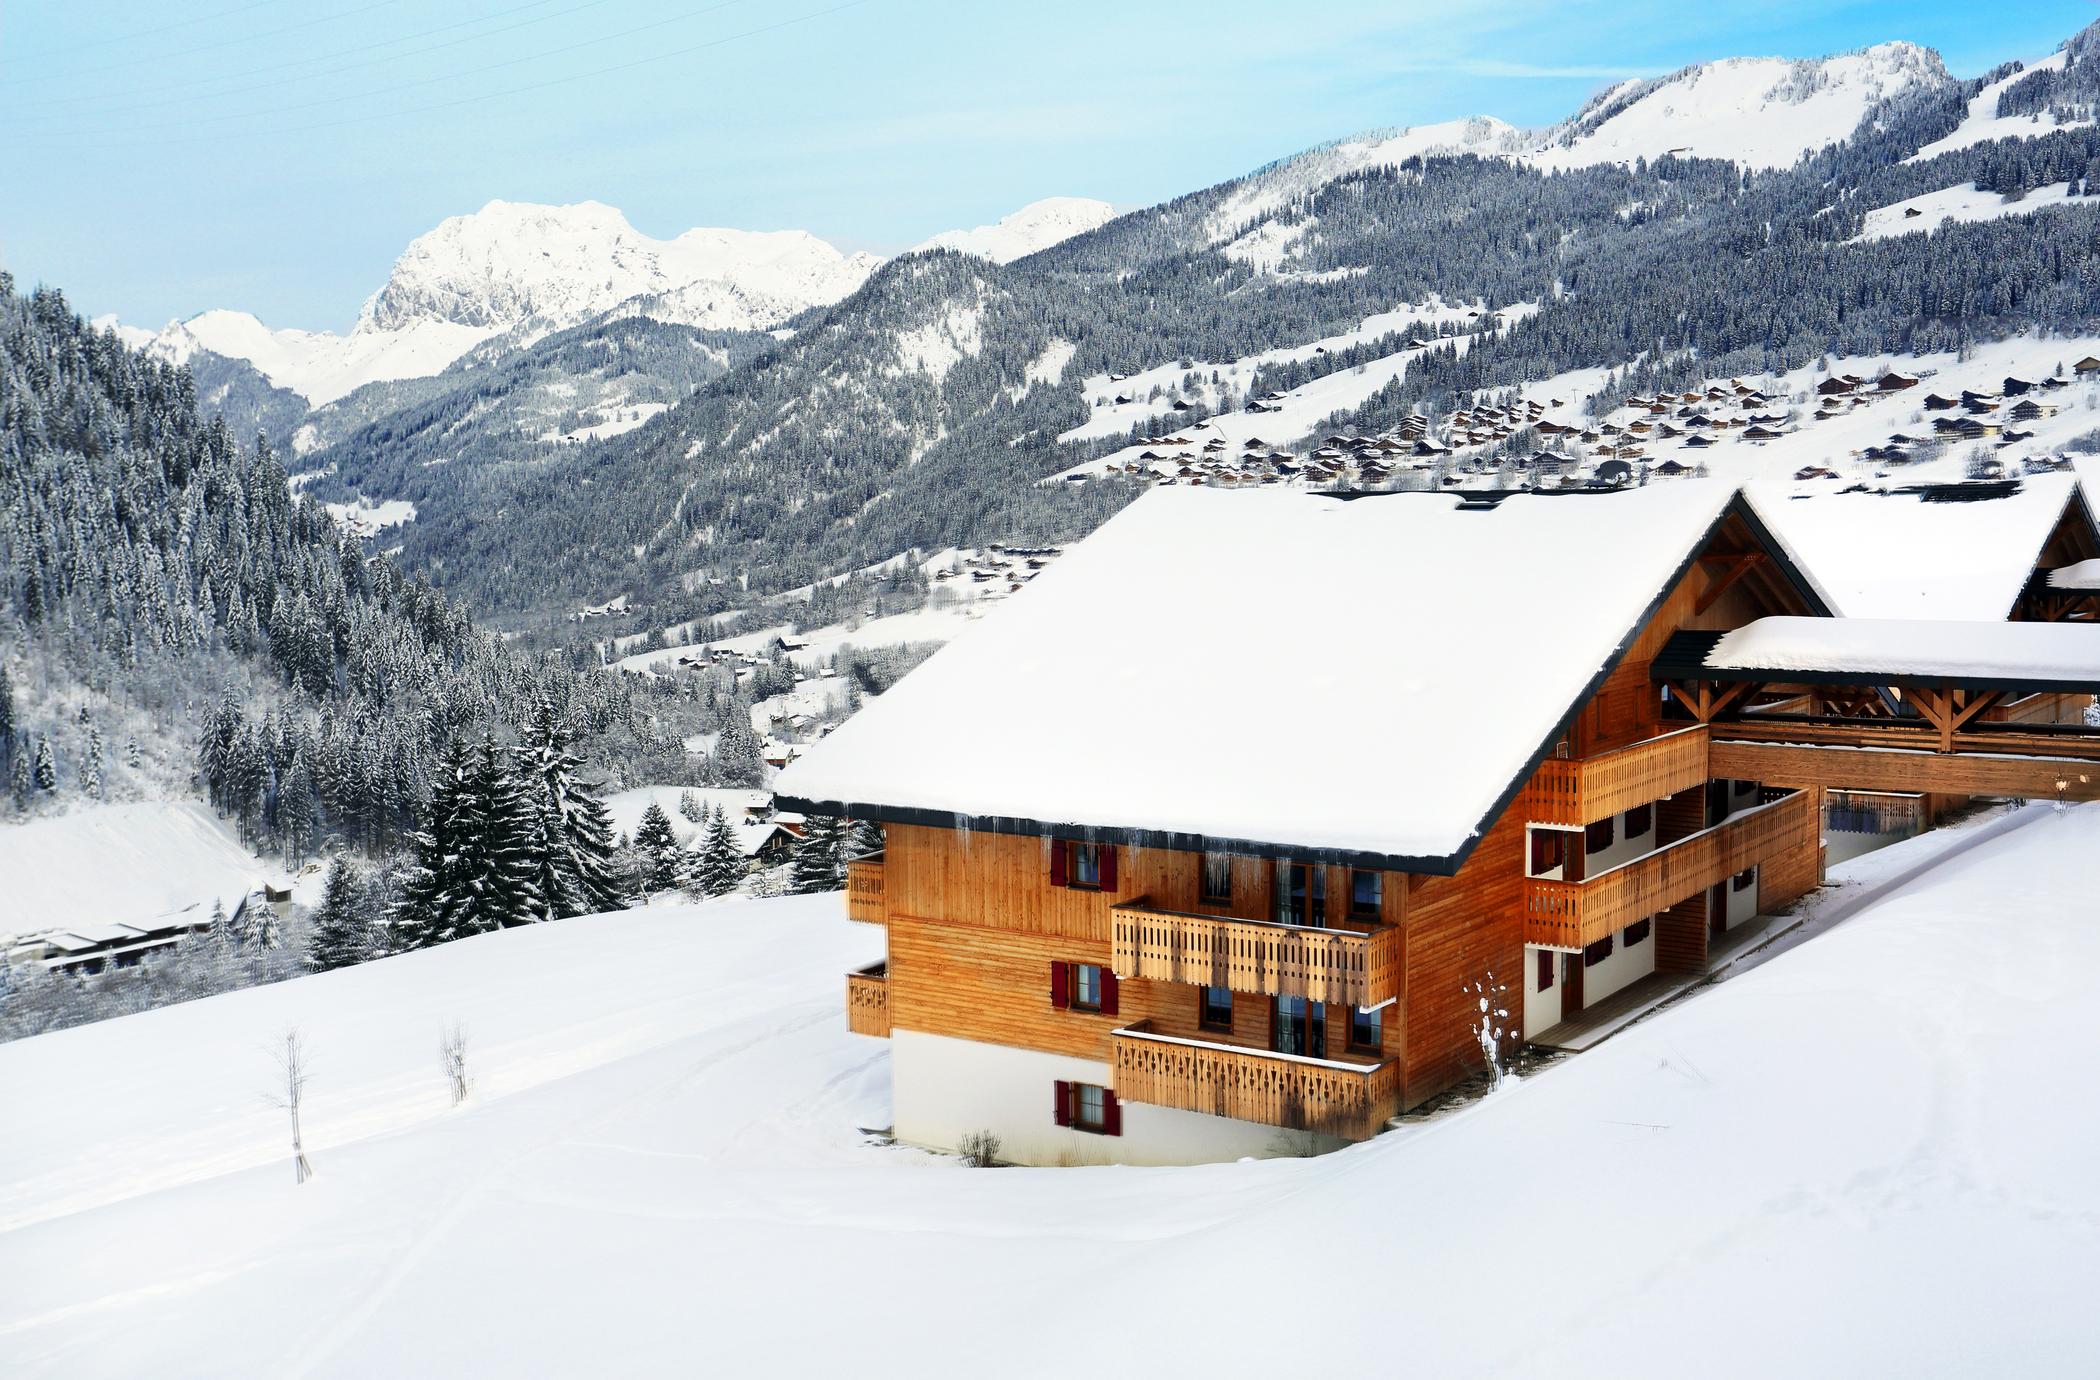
1348,1004 -> 1383,1054
1625,917 -> 1651,945
1200,850 -> 1233,905
1624,803 -> 1653,837
1349,868 -> 1383,919
1583,934 -> 1614,967
1071,962 -> 1104,1012
1066,841 -> 1102,891
1198,985 -> 1233,1032
1070,1081 -> 1108,1132
1732,868 -> 1756,893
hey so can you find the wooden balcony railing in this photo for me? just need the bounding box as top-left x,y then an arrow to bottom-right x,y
1526,725 -> 1710,826
846,855 -> 887,925
845,961 -> 890,1038
1110,901 -> 1399,1007
1524,787 -> 1815,950
1111,1022 -> 1397,1142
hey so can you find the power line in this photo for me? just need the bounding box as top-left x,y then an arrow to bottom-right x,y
0,0 -> 286,67
16,0 -> 876,147
0,0 -> 409,87
16,0 -> 756,134
6,0 -> 624,119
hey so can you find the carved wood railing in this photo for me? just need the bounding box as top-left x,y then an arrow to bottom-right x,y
1111,1022 -> 1396,1142
845,855 -> 887,925
845,962 -> 890,1038
1524,788 -> 1815,950
1110,902 -> 1399,1007
1526,725 -> 1710,826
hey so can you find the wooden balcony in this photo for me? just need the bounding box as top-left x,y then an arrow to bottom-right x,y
1526,725 -> 1710,826
1110,900 -> 1399,1007
1111,1022 -> 1397,1142
845,962 -> 890,1038
1524,787 -> 1815,950
845,855 -> 887,925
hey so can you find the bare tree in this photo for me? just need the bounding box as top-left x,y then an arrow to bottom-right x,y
1465,970 -> 1513,1090
266,1027 -> 315,1184
957,1128 -> 1001,1167
439,1022 -> 471,1107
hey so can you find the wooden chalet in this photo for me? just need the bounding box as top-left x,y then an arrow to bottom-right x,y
780,485 -> 2100,1166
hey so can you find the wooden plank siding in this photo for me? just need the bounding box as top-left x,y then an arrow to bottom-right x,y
1712,738 -> 2100,802
1397,801 -> 1525,1110
846,855 -> 888,925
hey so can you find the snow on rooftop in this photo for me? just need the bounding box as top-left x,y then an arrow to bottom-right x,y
1706,615 -> 2100,684
777,483 -> 1740,862
1746,477 -> 2078,620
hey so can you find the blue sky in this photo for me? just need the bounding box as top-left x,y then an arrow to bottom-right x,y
5,0 -> 2096,330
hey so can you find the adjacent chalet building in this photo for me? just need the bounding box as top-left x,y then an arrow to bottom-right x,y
778,483 -> 2100,1166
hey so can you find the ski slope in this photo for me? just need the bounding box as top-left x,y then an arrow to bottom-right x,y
3,804 -> 2098,1377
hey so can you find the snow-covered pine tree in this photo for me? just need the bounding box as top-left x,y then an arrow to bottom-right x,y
307,856 -> 376,971
518,703 -> 628,919
695,804 -> 746,897
0,663 -> 13,775
711,716 -> 764,788
789,815 -> 844,895
678,789 -> 705,824
458,735 -> 543,932
390,739 -> 475,950
633,800 -> 685,895
847,818 -> 882,860
32,737 -> 56,792
80,727 -> 102,799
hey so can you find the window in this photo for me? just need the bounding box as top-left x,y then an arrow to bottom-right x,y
1732,868 -> 1756,893
1072,963 -> 1104,1012
1272,995 -> 1327,1059
1199,986 -> 1233,1031
1274,861 -> 1326,927
1624,803 -> 1653,837
1583,934 -> 1614,967
1625,918 -> 1651,945
1585,816 -> 1615,853
1349,1004 -> 1382,1053
1350,869 -> 1383,918
1529,828 -> 1569,877
1049,839 -> 1116,891
1200,851 -> 1233,905
1054,1080 -> 1122,1136
1537,949 -> 1555,991
1049,961 -> 1117,1015
1069,842 -> 1101,889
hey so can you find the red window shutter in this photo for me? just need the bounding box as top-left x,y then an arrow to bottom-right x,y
1537,949 -> 1554,990
1098,844 -> 1117,891
1049,839 -> 1067,887
1050,961 -> 1069,1009
1586,817 -> 1614,852
1053,1080 -> 1071,1127
1102,1089 -> 1123,1137
1100,968 -> 1120,1017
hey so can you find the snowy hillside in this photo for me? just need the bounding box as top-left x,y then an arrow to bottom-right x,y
3,806 -> 2096,1377
912,196 -> 1119,263
1532,42 -> 1951,171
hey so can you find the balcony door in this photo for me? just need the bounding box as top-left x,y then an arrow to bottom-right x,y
1273,995 -> 1327,1059
1274,862 -> 1326,928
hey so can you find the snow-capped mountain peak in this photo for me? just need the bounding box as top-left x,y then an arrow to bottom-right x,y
360,199 -> 878,335
1532,41 -> 1953,171
911,197 -> 1118,263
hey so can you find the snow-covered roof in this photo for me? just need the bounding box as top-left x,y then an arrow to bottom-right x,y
1746,478 -> 2083,621
1699,616 -> 2100,689
2048,557 -> 2100,591
777,483 -> 1752,866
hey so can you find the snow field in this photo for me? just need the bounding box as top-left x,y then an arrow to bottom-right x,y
3,806 -> 2098,1375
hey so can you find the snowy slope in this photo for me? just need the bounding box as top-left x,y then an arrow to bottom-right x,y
1910,49 -> 2093,162
1205,117 -> 1530,242
1854,180 -> 2081,241
912,197 -> 1118,263
3,806 -> 2097,1377
1532,43 -> 1950,172
150,310 -> 500,408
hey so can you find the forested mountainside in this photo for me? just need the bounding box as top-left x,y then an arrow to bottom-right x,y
279,21 -> 2100,636
0,277 -> 719,859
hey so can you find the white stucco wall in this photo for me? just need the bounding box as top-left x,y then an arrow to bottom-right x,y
1522,947 -> 1564,1039
1580,919 -> 1659,1005
1724,868 -> 1759,928
890,1029 -> 1321,1167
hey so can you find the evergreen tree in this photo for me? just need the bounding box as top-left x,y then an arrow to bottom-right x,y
80,727 -> 102,799
678,789 -> 705,824
390,739 -> 474,950
307,856 -> 377,971
633,800 -> 685,894
32,737 -> 55,792
789,815 -> 844,895
518,703 -> 628,919
711,717 -> 765,788
455,735 -> 544,933
694,804 -> 746,897
0,663 -> 13,775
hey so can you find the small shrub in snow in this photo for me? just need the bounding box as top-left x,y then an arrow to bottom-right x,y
1465,970 -> 1513,1090
957,1129 -> 1002,1167
439,1022 -> 472,1107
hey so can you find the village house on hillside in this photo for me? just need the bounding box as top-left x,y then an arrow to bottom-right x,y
779,485 -> 2100,1166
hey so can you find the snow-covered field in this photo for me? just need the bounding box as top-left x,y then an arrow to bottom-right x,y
4,803 -> 2098,1377
1855,180 -> 2081,242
